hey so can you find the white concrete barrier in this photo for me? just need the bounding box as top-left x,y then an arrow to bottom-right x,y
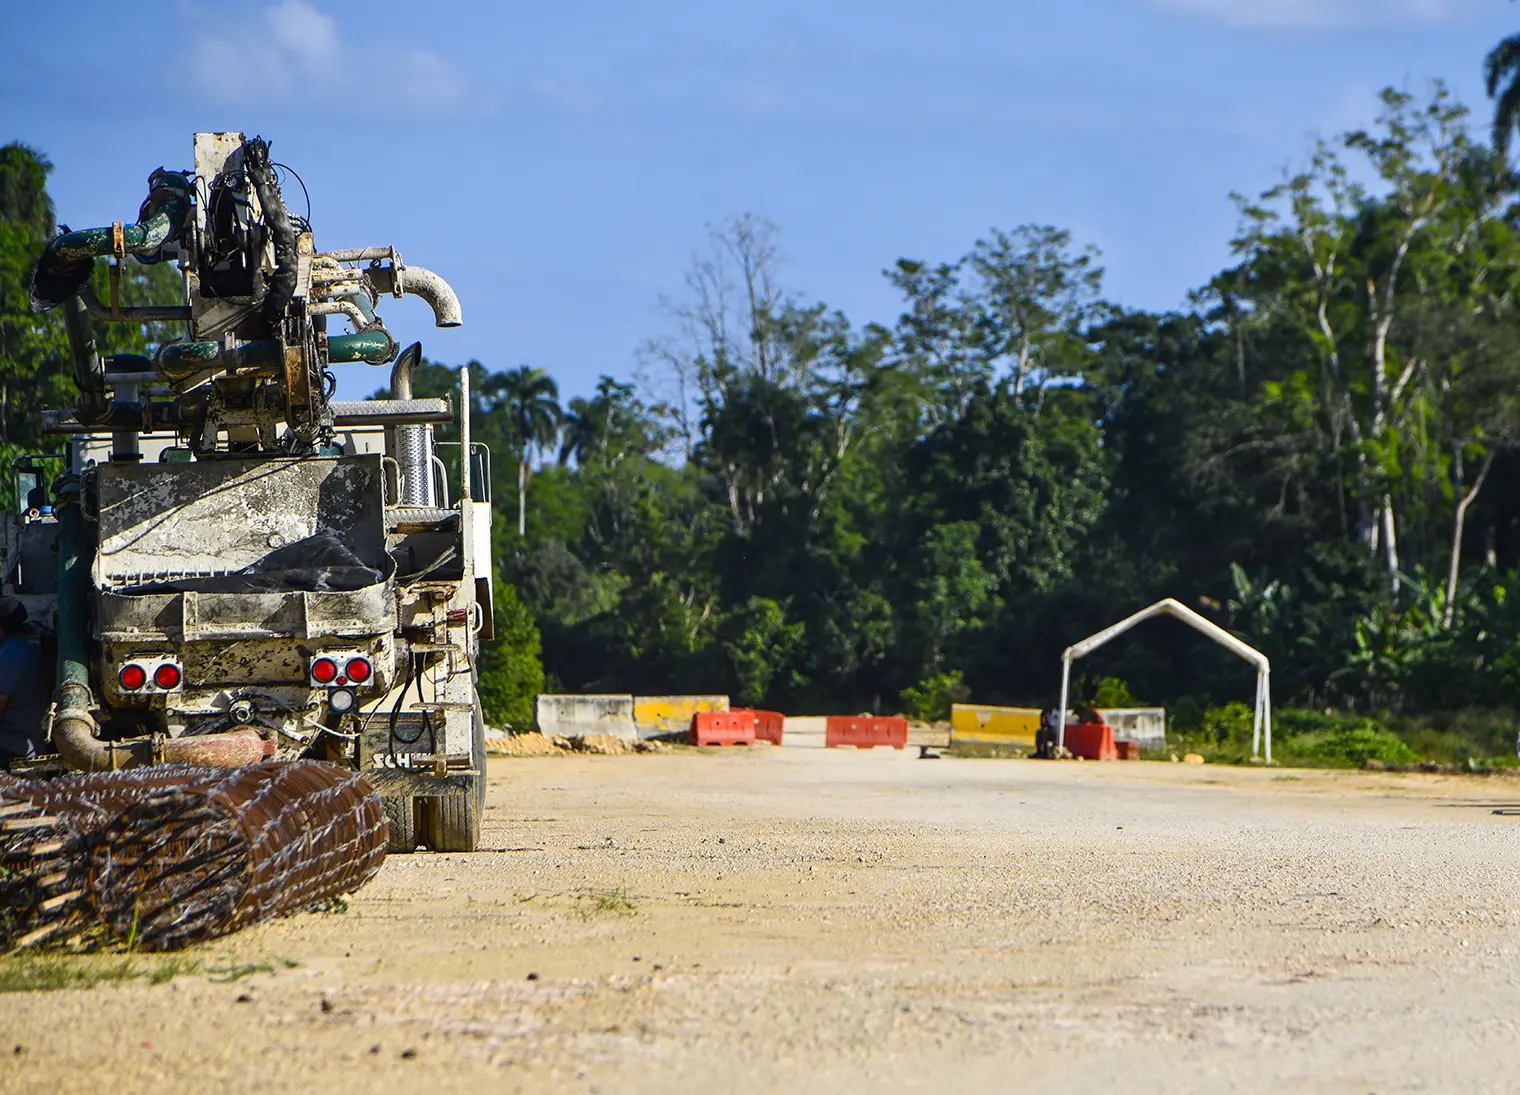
536,694 -> 637,741
1102,708 -> 1167,751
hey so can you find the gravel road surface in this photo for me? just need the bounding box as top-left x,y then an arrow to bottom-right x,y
6,749 -> 1520,1094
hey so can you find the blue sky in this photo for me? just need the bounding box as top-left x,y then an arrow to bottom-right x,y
1,0 -> 1516,399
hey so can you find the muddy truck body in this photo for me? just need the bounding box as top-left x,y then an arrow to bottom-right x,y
2,132 -> 492,852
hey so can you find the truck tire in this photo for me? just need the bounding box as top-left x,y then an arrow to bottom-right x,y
418,792 -> 478,852
417,704 -> 486,852
383,794 -> 418,853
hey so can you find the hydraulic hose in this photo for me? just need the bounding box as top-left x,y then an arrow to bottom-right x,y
242,138 -> 298,331
61,297 -> 106,425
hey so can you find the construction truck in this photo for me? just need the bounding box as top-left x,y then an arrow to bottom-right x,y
1,132 -> 491,852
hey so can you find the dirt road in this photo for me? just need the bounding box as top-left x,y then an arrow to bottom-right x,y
7,749 -> 1520,1094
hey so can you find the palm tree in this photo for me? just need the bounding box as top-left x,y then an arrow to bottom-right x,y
1486,31 -> 1520,154
557,394 -> 602,468
486,365 -> 561,537
557,376 -> 656,469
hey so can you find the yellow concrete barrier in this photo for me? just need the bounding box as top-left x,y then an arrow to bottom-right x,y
950,704 -> 1041,748
633,695 -> 729,739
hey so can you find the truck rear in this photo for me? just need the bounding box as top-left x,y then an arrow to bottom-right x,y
1,131 -> 492,852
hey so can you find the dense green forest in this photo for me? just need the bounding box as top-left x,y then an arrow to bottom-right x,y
11,73 -> 1520,762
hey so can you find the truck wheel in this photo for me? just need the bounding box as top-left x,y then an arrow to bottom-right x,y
383,794 -> 418,853
418,791 -> 479,852
417,703 -> 486,852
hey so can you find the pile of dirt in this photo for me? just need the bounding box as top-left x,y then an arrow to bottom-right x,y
483,732 -> 560,757
558,735 -> 673,756
561,734 -> 633,755
486,733 -> 675,757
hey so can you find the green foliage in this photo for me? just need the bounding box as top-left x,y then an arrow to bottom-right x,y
1092,677 -> 1141,708
0,953 -> 201,993
1202,701 -> 1256,745
476,582 -> 545,730
1292,722 -> 1419,768
0,143 -> 69,470
720,597 -> 803,706
19,75 -> 1520,743
900,670 -> 970,722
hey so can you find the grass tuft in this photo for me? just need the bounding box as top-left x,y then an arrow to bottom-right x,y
577,887 -> 638,916
206,959 -> 274,983
0,953 -> 199,994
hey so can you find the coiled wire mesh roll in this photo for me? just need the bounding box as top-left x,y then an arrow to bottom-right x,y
0,761 -> 387,951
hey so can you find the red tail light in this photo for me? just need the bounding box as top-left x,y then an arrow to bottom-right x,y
345,657 -> 372,684
153,663 -> 182,689
119,664 -> 147,690
310,657 -> 338,684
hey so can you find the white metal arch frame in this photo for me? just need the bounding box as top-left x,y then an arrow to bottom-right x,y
1057,598 -> 1273,763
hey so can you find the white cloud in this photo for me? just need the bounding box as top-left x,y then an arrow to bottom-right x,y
184,1 -> 473,117
1147,0 -> 1475,30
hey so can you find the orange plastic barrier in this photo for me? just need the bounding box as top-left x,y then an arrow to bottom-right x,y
1114,740 -> 1140,761
1064,722 -> 1118,761
745,709 -> 784,745
690,710 -> 756,746
826,715 -> 907,750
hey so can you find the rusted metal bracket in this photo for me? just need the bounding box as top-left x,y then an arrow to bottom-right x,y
109,221 -> 126,320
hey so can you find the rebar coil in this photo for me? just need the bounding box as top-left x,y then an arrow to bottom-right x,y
0,762 -> 388,952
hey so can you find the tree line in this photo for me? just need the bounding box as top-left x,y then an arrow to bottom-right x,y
438,84 -> 1520,738
10,61 -> 1520,755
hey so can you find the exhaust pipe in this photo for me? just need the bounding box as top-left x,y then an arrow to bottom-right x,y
389,342 -> 437,506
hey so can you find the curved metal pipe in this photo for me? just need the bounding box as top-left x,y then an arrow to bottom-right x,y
28,168 -> 192,313
329,329 -> 397,364
53,717 -> 273,773
390,341 -> 422,399
345,289 -> 377,325
401,266 -> 462,327
369,264 -> 462,327
308,300 -> 369,331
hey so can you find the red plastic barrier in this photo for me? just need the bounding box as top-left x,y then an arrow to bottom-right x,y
1114,739 -> 1140,761
826,715 -> 907,750
744,710 -> 784,745
690,710 -> 756,746
1064,722 -> 1118,761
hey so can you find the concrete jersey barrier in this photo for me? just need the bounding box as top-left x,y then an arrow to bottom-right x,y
634,695 -> 729,739
1099,708 -> 1167,751
536,694 -> 637,741
950,704 -> 1041,748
